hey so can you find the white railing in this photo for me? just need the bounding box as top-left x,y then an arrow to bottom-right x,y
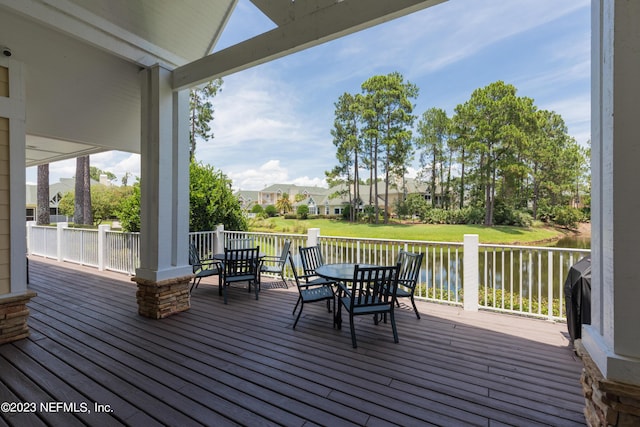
478,244 -> 590,319
105,230 -> 140,274
26,223 -> 590,321
28,224 -> 58,258
62,227 -> 99,267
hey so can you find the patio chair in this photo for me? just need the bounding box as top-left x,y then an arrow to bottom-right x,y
189,243 -> 222,293
221,246 -> 260,304
227,237 -> 256,249
395,250 -> 424,319
289,254 -> 335,328
260,240 -> 291,287
296,245 -> 337,315
336,264 -> 400,348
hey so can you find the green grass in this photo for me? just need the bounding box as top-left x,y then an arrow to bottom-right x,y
248,217 -> 564,244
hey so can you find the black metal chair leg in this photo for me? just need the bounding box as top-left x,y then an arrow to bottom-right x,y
293,303 -> 304,329
411,297 -> 421,319
350,316 -> 357,348
390,311 -> 399,343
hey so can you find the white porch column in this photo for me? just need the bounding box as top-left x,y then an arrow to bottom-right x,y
133,65 -> 192,318
580,1 -> 640,424
0,58 -> 36,344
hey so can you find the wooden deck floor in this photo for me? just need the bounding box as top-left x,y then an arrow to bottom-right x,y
1,257 -> 586,426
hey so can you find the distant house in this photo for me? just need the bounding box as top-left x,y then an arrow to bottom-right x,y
235,178 -> 443,217
236,184 -> 334,215
235,190 -> 260,211
328,178 -> 447,215
25,175 -> 109,221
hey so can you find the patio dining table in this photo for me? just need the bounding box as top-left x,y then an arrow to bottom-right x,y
316,263 -> 378,328
315,263 -> 377,283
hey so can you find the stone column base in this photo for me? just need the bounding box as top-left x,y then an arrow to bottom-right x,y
576,341 -> 640,426
0,291 -> 37,345
132,275 -> 193,319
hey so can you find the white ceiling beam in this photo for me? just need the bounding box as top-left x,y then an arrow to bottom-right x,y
250,0 -> 338,27
172,0 -> 446,91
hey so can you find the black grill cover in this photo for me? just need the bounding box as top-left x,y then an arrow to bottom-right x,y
564,256 -> 591,341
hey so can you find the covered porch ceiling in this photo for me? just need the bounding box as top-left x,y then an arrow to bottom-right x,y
0,0 -> 445,167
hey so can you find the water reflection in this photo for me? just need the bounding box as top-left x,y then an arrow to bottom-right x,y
551,235 -> 591,249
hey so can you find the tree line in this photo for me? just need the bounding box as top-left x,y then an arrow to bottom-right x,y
326,74 -> 589,227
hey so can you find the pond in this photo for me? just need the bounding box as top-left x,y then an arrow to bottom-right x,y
551,235 -> 591,249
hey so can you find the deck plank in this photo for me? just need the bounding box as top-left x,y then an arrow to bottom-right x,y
0,258 -> 587,426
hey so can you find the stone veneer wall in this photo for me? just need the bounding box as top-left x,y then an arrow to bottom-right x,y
576,341 -> 640,426
133,275 -> 192,319
0,291 -> 37,344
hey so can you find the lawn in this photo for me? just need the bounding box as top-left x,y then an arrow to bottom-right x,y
248,217 -> 565,245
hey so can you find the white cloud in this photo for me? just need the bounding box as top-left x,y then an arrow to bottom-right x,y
291,176 -> 327,188
203,71 -> 307,147
91,151 -> 140,184
228,159 -> 328,191
329,0 -> 589,79
541,94 -> 591,145
228,160 -> 289,190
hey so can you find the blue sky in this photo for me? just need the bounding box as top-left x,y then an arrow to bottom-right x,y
26,0 -> 590,190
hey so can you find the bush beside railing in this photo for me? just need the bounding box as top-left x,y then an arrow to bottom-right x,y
26,223 -> 590,321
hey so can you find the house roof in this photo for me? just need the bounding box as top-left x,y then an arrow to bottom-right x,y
235,190 -> 260,202
25,177 -> 99,207
0,0 -> 445,167
260,183 -> 331,196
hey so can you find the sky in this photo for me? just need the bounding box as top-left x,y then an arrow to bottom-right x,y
25,0 -> 591,191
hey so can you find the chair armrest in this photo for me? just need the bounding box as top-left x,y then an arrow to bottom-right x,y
260,256 -> 281,266
337,282 -> 351,297
396,279 -> 416,289
199,259 -> 221,270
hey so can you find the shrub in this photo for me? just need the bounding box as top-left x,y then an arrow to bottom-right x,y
250,204 -> 264,214
462,206 -> 485,224
551,206 -> 582,229
116,182 -> 141,232
296,205 -> 309,219
264,205 -> 277,217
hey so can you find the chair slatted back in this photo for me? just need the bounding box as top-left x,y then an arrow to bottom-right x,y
396,251 -> 423,291
350,264 -> 400,311
278,240 -> 292,264
189,243 -> 200,265
189,243 -> 202,273
224,247 -> 259,279
227,237 -> 256,250
299,246 -> 325,279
